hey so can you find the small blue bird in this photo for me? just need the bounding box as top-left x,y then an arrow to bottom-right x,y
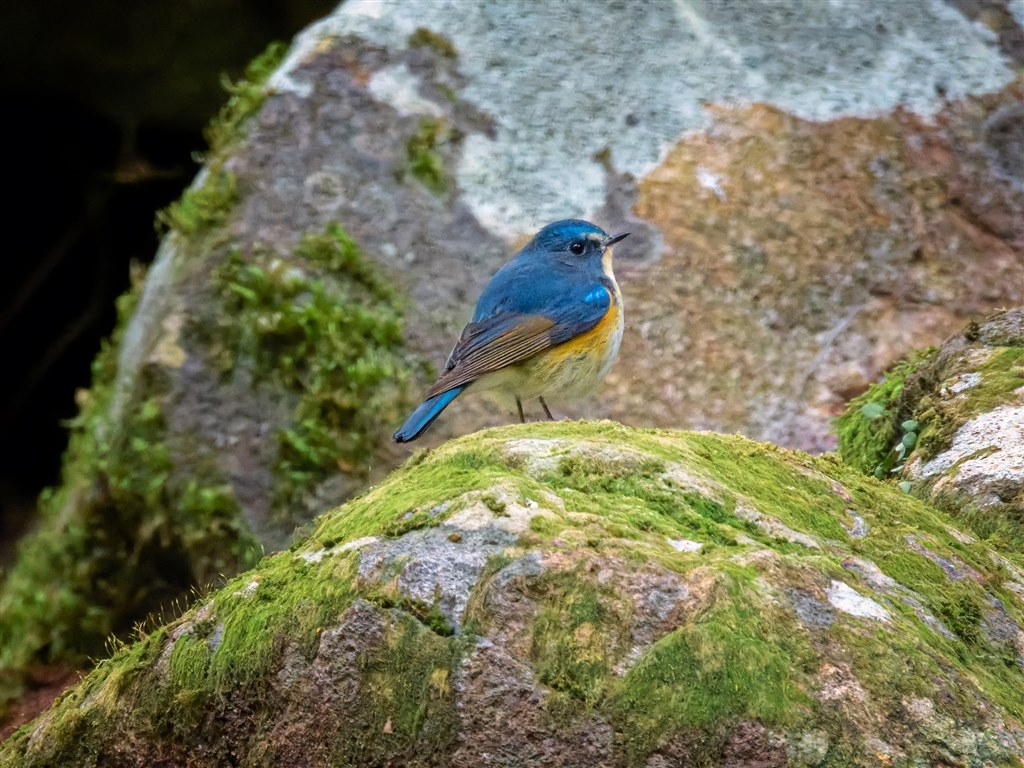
394,219 -> 629,442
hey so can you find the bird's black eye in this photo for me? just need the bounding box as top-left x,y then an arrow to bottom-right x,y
569,240 -> 585,255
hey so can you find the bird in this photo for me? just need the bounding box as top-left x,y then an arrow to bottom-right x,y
393,219 -> 629,443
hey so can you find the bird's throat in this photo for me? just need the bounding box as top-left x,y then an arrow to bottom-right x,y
602,247 -> 616,282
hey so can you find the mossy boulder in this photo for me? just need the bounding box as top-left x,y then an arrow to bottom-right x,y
0,44 -> 413,713
4,422 -> 1024,766
837,309 -> 1024,552
7,0 -> 1024,732
904,310 -> 1024,549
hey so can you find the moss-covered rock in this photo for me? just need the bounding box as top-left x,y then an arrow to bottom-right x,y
836,310 -> 1024,554
0,275 -> 262,710
0,41 -> 413,718
4,422 -> 1023,766
7,0 -> 1024,747
834,350 -> 935,478
901,310 -> 1024,552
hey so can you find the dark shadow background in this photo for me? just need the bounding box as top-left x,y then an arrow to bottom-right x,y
0,0 -> 336,563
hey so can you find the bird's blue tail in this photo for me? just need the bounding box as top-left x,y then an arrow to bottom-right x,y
393,385 -> 466,443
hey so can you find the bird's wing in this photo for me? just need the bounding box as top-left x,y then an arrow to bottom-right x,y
426,282 -> 612,397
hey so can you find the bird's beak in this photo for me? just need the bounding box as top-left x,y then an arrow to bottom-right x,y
603,231 -> 631,249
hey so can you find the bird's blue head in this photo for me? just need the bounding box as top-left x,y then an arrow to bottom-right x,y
525,219 -> 630,265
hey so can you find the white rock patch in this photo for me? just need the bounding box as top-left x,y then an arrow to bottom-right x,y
667,538 -> 703,553
914,406 -> 1024,500
231,579 -> 260,599
298,535 -> 379,563
696,166 -> 727,202
827,580 -> 890,621
948,372 -> 982,394
1011,0 -> 1024,28
368,64 -> 446,118
270,0 -> 1014,237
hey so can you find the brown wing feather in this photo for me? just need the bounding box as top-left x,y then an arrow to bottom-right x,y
425,314 -> 556,397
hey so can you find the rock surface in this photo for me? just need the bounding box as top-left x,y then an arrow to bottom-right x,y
5,0 -> 1024,722
839,308 -> 1024,551
3,423 -> 1024,767
255,0 -> 1024,452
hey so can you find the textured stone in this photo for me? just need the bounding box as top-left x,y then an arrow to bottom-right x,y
628,95 -> 1024,452
917,405 -> 1024,499
6,0 -> 1024,734
826,580 -> 891,621
281,0 -> 1014,234
899,309 -> 1024,536
6,424 -> 1024,767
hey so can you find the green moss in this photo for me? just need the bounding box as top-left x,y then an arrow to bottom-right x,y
404,118 -> 451,194
211,223 -> 410,519
952,346 -> 1024,419
937,497 -> 1024,555
408,27 -> 458,58
916,347 -> 1024,461
154,168 -> 237,236
306,447 -> 513,550
870,547 -> 988,645
481,492 -> 507,514
203,41 -> 287,156
834,352 -> 933,475
423,424 -> 852,560
154,41 -> 285,239
935,590 -> 984,646
529,569 -> 630,719
362,582 -> 455,637
166,631 -> 215,730
824,619 -> 955,753
531,450 -> 745,549
334,611 -> 464,764
168,631 -> 214,694
610,567 -> 812,763
0,278 -> 261,718
205,552 -> 359,693
529,514 -> 561,536
683,434 -> 849,542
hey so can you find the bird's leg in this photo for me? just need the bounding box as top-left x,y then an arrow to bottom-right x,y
516,397 -> 525,424
539,396 -> 554,421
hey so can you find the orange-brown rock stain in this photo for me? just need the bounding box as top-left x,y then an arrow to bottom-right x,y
610,85 -> 1024,451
